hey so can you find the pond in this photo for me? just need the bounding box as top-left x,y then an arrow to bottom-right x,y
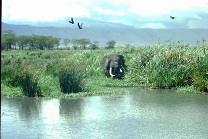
1,88 -> 208,138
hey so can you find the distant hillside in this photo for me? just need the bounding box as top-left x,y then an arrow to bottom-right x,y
2,22 -> 208,46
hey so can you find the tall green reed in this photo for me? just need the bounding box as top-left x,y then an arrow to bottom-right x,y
58,62 -> 85,94
18,68 -> 42,97
127,44 -> 208,92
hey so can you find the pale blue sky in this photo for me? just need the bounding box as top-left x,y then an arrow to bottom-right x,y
2,0 -> 208,28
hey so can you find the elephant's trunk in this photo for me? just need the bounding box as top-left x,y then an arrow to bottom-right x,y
109,67 -> 115,77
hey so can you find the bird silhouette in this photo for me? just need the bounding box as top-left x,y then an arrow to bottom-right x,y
170,16 -> 176,19
69,17 -> 74,24
78,23 -> 83,29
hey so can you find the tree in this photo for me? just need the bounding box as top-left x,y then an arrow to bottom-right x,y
1,38 -> 7,50
54,38 -> 61,50
71,39 -> 79,49
2,30 -> 16,50
106,40 -> 116,49
28,35 -> 40,50
89,41 -> 99,50
36,35 -> 46,50
31,35 -> 60,50
17,35 -> 29,50
45,36 -> 54,50
27,35 -> 36,50
63,38 -> 70,49
78,38 -> 91,49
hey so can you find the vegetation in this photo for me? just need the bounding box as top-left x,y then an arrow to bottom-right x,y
58,62 -> 85,93
63,38 -> 70,49
18,68 -> 42,97
1,30 -> 101,51
1,30 -> 60,50
1,48 -> 136,97
89,41 -> 99,50
106,40 -> 116,49
1,30 -> 16,50
1,31 -> 208,97
125,44 -> 208,92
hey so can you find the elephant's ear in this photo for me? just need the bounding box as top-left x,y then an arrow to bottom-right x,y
100,55 -> 107,67
100,55 -> 111,69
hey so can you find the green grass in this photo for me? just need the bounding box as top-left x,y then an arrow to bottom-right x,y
1,44 -> 208,97
1,83 -> 22,97
176,86 -> 200,94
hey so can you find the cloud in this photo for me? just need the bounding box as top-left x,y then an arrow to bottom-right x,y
142,23 -> 167,29
127,0 -> 208,16
2,0 -> 208,29
110,20 -> 120,23
2,0 -> 91,21
93,7 -> 127,15
187,12 -> 208,28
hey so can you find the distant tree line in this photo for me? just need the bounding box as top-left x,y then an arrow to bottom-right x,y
1,30 -> 116,50
1,30 -> 60,50
62,38 -> 116,50
64,38 -> 98,50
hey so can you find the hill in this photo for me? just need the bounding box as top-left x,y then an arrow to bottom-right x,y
2,22 -> 208,46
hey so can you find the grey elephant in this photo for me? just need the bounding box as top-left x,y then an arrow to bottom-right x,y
100,54 -> 126,78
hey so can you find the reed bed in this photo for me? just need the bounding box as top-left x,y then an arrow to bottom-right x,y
1,44 -> 207,97
126,44 -> 208,92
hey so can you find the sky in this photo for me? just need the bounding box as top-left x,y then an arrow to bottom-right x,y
2,0 -> 208,28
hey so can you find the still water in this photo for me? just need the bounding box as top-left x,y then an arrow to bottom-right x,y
1,88 -> 208,139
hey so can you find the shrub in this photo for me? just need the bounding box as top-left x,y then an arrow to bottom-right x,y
46,60 -> 61,76
18,68 -> 42,97
193,55 -> 208,92
58,65 -> 84,94
1,57 -> 23,87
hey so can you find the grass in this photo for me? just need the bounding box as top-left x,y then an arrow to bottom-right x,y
176,86 -> 200,94
1,83 -> 22,97
18,68 -> 42,97
1,44 -> 208,97
58,65 -> 84,93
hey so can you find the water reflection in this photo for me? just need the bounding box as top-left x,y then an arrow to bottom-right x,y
1,89 -> 208,138
1,97 -> 41,121
19,98 -> 41,121
59,98 -> 83,121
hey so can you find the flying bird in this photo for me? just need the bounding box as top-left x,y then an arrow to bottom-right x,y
78,23 -> 83,29
170,16 -> 176,19
69,18 -> 74,24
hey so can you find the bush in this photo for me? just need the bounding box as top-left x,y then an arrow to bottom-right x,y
193,55 -> 208,92
106,40 -> 116,49
1,57 -> 23,87
18,68 -> 42,97
46,60 -> 61,76
58,66 -> 84,94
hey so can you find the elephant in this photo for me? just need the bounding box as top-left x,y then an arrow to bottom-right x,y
100,54 -> 126,78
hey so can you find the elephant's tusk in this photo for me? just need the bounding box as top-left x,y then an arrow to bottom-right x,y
109,67 -> 115,77
120,68 -> 123,72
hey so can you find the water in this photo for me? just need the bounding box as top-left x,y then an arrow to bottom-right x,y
1,88 -> 208,139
